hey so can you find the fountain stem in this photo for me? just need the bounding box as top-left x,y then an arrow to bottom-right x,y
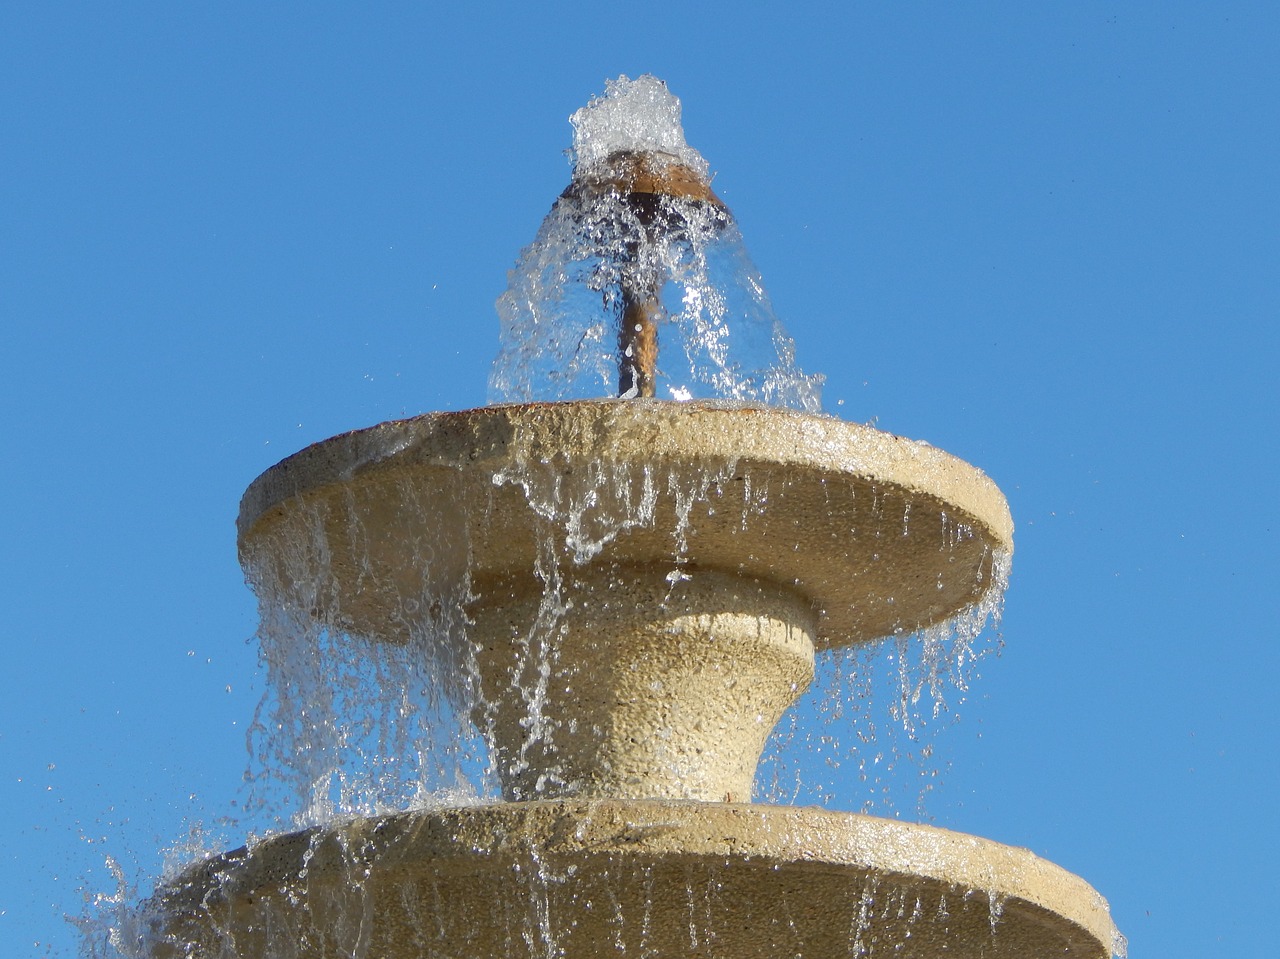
618,262 -> 660,397
470,564 -> 815,802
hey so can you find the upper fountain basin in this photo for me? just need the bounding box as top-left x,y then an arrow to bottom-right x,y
238,401 -> 1012,649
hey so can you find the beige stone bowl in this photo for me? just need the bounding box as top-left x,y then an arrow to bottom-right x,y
239,400 -> 1013,649
150,800 -> 1118,959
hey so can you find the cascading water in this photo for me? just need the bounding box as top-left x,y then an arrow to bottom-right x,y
83,75 -> 1122,959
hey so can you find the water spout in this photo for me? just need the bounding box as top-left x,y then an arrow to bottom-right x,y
490,75 -> 822,411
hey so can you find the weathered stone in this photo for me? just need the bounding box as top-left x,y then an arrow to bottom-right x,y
152,800 -> 1116,958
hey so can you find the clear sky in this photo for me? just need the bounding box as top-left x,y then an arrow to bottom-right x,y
2,2 -> 1277,956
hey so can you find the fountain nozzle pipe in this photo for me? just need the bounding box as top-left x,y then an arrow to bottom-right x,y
618,271 -> 660,398
559,150 -> 729,399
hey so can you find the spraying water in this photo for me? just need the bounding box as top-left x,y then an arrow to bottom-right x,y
489,75 -> 823,411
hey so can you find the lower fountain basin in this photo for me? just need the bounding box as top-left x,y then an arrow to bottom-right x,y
149,800 -> 1117,958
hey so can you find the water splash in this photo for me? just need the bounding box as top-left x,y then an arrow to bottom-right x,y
569,74 -> 708,178
489,75 -> 822,411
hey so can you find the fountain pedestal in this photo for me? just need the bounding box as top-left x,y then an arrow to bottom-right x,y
470,564 -> 816,802
149,402 -> 1118,958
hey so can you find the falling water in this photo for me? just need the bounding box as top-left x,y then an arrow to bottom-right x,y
223,430 -> 1012,825
758,550 -> 1010,816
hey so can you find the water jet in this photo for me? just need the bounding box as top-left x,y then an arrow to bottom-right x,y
146,75 -> 1120,958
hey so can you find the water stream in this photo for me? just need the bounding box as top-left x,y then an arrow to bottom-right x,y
67,75 -> 1123,959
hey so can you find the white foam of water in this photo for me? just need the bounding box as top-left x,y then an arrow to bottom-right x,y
569,74 -> 708,179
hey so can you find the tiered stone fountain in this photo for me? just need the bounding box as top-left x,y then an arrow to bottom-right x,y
149,78 -> 1119,958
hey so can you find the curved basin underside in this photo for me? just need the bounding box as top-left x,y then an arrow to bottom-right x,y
151,800 -> 1116,959
238,401 -> 1014,648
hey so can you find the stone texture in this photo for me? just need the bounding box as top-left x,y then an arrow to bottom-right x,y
470,565 -> 816,801
151,800 -> 1118,959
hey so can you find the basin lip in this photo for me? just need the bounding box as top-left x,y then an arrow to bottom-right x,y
238,399 -> 1014,552
156,799 -> 1115,957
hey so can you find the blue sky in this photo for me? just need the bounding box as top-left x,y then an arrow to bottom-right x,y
3,2 -> 1277,955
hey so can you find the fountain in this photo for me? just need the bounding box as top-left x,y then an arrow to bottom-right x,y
144,76 -> 1120,958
